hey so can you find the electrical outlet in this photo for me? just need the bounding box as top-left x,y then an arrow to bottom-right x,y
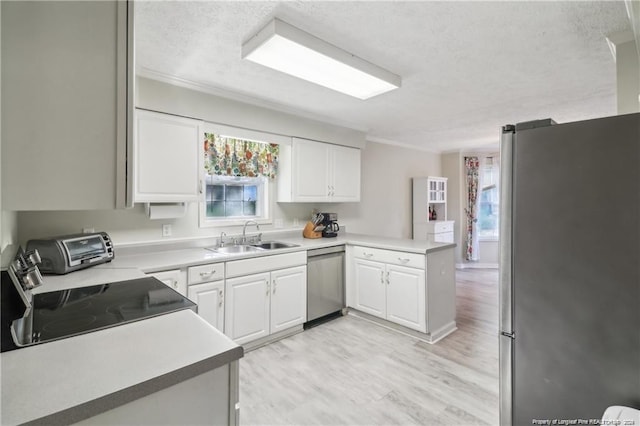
275,218 -> 284,228
82,227 -> 95,234
162,224 -> 172,237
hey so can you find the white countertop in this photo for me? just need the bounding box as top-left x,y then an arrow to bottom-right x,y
32,266 -> 146,293
1,231 -> 451,425
1,309 -> 242,425
107,232 -> 454,273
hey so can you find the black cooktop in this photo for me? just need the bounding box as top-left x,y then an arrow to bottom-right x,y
1,272 -> 195,352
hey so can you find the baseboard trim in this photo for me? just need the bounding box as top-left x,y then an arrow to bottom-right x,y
455,262 -> 499,269
347,309 -> 456,344
428,321 -> 458,344
242,325 -> 303,352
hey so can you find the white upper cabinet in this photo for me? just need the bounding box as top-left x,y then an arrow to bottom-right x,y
134,110 -> 203,203
1,1 -> 132,210
278,138 -> 361,202
331,144 -> 361,202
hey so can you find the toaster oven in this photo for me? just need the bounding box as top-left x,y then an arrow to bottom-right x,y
25,232 -> 114,274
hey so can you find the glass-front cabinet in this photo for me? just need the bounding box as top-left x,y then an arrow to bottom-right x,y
412,176 -> 454,243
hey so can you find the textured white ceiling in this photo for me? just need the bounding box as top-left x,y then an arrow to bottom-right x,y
135,1 -> 632,152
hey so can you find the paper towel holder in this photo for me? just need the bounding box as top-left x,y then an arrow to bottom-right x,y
145,202 -> 188,220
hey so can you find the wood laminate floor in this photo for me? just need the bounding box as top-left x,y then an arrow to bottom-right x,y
239,268 -> 499,426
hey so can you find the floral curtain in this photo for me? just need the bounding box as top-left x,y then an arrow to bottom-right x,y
204,133 -> 279,179
464,156 -> 480,261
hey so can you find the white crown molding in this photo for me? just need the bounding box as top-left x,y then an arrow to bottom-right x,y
365,136 -> 439,153
136,68 -> 368,133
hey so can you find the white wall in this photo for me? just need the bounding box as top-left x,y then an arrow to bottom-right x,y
15,79 -> 440,246
17,192 -> 312,246
441,152 -> 464,264
17,141 -> 441,245
318,141 -> 441,239
136,77 -> 366,149
615,39 -> 640,114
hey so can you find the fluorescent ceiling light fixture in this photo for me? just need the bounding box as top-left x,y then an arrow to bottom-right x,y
242,18 -> 401,100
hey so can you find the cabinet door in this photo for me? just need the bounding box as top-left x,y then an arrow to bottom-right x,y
2,1 -> 129,210
386,265 -> 426,332
331,145 -> 361,202
291,138 -> 331,201
134,110 -> 202,203
225,273 -> 270,345
149,270 -> 187,297
187,281 -> 224,332
353,259 -> 386,318
270,266 -> 307,333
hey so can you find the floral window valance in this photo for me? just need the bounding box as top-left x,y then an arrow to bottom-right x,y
204,133 -> 279,179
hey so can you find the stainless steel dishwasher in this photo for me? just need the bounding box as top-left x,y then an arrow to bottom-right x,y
306,246 -> 345,325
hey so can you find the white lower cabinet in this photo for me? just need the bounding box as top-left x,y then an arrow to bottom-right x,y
186,263 -> 225,332
385,264 -> 426,331
351,248 -> 427,333
187,282 -> 224,332
353,259 -> 386,317
149,269 -> 188,297
225,264 -> 307,346
225,272 -> 271,344
347,246 -> 427,333
270,266 -> 307,333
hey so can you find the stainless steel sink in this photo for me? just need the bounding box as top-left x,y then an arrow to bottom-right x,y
250,241 -> 299,250
206,245 -> 265,254
206,241 -> 299,253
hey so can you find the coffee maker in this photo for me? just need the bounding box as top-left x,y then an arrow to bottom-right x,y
320,212 -> 340,238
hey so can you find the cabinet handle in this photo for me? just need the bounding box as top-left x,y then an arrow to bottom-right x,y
363,252 -> 373,258
327,185 -> 331,196
199,179 -> 204,194
380,270 -> 384,284
219,289 -> 223,307
398,258 -> 410,264
266,280 -> 270,295
386,271 -> 390,285
273,279 -> 277,294
199,270 -> 216,277
172,280 -> 178,289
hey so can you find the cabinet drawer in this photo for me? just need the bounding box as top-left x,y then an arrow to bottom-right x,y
226,251 -> 306,278
433,232 -> 454,243
188,263 -> 224,284
352,246 -> 425,269
433,221 -> 454,233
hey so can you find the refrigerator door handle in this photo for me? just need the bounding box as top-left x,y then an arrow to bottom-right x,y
499,125 -> 515,426
499,126 -> 515,335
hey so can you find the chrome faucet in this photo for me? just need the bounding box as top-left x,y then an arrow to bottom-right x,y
242,220 -> 261,244
219,231 -> 227,247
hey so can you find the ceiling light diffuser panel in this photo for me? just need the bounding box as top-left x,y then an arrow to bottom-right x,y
242,19 -> 401,100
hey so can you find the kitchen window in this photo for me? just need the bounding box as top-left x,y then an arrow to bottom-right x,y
204,175 -> 266,219
199,124 -> 285,228
478,155 -> 499,240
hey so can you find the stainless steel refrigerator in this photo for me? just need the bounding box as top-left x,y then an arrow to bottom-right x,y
499,113 -> 640,425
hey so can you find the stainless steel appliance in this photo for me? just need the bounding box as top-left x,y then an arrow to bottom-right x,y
306,246 -> 345,324
26,232 -> 114,274
499,113 -> 640,425
319,212 -> 340,238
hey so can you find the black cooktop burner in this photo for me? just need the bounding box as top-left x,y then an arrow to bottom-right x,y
1,275 -> 195,351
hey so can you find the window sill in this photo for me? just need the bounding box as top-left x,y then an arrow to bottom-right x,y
199,217 -> 272,228
479,236 -> 499,242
